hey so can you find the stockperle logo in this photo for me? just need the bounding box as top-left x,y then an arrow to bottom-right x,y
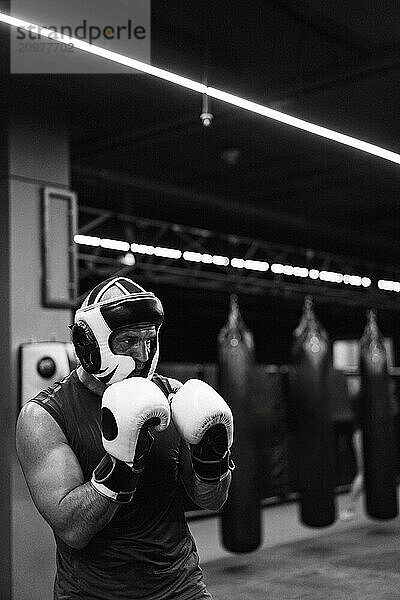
11,0 -> 151,74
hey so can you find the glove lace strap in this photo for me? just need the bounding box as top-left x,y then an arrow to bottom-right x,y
91,454 -> 141,504
191,449 -> 235,482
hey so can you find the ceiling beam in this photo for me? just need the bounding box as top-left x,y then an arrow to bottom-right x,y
77,251 -> 400,311
73,165 -> 399,256
272,0 -> 372,54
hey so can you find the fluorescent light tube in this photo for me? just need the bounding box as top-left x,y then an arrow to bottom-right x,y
1,11 -> 400,164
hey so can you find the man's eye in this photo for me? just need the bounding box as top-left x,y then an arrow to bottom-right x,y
121,338 -> 137,346
122,338 -> 152,345
117,337 -> 153,348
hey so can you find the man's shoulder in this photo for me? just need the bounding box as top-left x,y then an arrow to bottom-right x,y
26,370 -> 89,425
31,370 -> 78,405
22,369 -> 93,441
17,373 -> 80,443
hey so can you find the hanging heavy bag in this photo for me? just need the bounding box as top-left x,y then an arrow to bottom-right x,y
218,295 -> 262,553
289,296 -> 336,527
359,309 -> 398,520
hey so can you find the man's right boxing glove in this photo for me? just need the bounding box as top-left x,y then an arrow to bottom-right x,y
91,378 -> 170,503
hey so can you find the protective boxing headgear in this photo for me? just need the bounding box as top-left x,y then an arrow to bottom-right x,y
72,277 -> 164,385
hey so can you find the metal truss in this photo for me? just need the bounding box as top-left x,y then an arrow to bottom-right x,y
77,205 -> 400,310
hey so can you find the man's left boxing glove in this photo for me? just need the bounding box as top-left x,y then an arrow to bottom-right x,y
91,378 -> 170,503
170,379 -> 234,482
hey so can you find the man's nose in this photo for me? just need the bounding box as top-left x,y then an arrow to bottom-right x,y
134,342 -> 149,362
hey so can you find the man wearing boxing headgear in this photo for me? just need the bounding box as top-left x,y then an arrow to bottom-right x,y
16,276 -> 234,600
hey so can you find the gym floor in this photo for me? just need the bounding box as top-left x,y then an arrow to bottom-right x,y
193,493 -> 400,599
14,453 -> 399,600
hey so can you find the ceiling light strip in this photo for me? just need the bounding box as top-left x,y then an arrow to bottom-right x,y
1,12 -> 400,165
74,235 -> 375,289
378,279 -> 400,292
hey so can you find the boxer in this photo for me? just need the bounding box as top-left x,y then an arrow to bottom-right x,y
16,276 -> 234,600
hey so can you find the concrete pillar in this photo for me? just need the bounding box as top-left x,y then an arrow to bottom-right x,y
0,4 -> 12,597
0,100 -> 72,598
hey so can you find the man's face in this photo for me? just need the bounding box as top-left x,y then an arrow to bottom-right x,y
109,324 -> 156,377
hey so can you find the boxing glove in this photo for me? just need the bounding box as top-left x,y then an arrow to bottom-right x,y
170,379 -> 234,482
91,378 -> 170,503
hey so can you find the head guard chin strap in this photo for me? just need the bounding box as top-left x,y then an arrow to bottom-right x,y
72,277 -> 164,386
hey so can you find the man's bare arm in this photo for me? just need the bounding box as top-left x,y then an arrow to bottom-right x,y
16,402 -> 119,549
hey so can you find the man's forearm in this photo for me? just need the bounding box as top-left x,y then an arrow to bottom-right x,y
57,481 -> 119,549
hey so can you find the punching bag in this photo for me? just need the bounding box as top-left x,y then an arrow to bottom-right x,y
289,296 -> 336,527
359,310 -> 398,520
219,295 -> 262,553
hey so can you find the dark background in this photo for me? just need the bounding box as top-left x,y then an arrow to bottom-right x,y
10,0 -> 400,364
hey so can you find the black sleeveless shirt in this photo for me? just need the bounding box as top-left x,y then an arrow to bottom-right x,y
30,370 -> 211,600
